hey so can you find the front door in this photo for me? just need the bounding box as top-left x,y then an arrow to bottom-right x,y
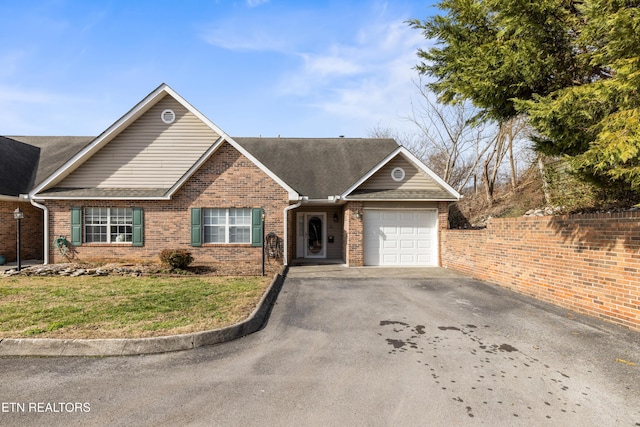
300,213 -> 326,258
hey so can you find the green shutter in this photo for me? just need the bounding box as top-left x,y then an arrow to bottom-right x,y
132,207 -> 144,247
191,208 -> 202,247
70,207 -> 82,246
251,208 -> 263,247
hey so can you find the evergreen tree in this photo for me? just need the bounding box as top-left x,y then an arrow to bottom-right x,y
410,0 -> 640,190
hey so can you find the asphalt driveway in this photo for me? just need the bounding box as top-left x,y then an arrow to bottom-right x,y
0,266 -> 638,426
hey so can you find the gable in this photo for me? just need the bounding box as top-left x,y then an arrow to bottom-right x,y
345,150 -> 461,201
56,95 -> 219,189
357,155 -> 434,191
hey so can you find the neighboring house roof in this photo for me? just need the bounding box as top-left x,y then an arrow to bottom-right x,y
8,136 -> 95,188
0,136 -> 40,197
0,135 -> 92,198
234,137 -> 399,199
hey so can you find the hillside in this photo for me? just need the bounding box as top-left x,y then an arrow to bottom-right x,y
449,162 -> 640,229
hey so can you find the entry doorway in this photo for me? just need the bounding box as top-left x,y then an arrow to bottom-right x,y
296,212 -> 327,259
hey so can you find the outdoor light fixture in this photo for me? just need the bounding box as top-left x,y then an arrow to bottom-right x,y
353,211 -> 362,220
333,213 -> 339,222
14,207 -> 23,271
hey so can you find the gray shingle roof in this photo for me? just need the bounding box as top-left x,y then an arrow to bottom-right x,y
234,137 -> 399,199
36,188 -> 169,198
7,136 -> 94,188
349,188 -> 456,200
0,136 -> 40,197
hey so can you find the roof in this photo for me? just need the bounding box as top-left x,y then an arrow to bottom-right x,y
9,136 -> 94,187
0,136 -> 92,197
0,136 -> 39,197
234,137 -> 399,199
35,188 -> 168,199
349,189 -> 457,200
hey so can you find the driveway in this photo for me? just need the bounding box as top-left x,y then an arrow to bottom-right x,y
0,266 -> 638,426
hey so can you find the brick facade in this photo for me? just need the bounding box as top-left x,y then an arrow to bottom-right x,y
0,201 -> 43,263
47,142 -> 289,265
442,212 -> 640,332
344,201 -> 364,266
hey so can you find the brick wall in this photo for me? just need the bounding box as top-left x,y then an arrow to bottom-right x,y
47,142 -> 289,266
0,201 -> 44,262
344,201 -> 364,266
442,212 -> 640,332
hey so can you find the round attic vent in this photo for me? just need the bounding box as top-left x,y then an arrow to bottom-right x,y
391,167 -> 406,182
161,109 -> 176,124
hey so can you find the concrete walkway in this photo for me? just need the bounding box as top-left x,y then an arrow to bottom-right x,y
0,259 -> 43,272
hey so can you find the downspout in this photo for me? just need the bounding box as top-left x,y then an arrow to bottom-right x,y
29,198 -> 49,265
283,197 -> 306,266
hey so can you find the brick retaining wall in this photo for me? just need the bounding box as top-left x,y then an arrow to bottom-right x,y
442,212 -> 640,332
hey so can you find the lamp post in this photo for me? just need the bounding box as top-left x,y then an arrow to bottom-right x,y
14,208 -> 23,271
261,210 -> 266,277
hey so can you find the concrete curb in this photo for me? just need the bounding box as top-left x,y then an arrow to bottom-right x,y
0,271 -> 286,357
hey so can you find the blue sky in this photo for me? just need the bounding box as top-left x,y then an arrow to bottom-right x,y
1,1 -> 437,138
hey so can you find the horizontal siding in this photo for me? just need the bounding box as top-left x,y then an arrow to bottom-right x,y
59,96 -> 219,189
358,156 -> 442,191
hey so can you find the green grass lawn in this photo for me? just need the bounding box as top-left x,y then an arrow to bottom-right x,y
0,275 -> 271,339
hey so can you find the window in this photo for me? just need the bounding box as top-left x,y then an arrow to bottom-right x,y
203,208 -> 251,244
84,207 -> 133,243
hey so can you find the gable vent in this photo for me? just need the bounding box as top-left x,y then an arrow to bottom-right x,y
391,167 -> 406,182
161,109 -> 176,124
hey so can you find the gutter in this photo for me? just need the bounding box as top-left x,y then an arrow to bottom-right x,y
283,197 -> 307,266
28,197 -> 49,265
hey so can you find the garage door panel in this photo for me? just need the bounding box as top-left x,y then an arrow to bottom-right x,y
364,209 -> 438,266
383,240 -> 398,249
400,240 -> 415,249
383,254 -> 399,264
417,240 -> 432,249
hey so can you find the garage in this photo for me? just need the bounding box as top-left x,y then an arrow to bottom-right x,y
363,209 -> 438,266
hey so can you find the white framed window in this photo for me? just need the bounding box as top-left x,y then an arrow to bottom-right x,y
84,207 -> 133,243
203,208 -> 252,244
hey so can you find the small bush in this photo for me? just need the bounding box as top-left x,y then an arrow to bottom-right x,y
159,249 -> 194,270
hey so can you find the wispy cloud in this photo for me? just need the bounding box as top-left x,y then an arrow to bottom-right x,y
246,0 -> 269,7
276,12 -> 426,134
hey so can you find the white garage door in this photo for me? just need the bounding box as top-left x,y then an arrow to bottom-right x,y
364,209 -> 438,266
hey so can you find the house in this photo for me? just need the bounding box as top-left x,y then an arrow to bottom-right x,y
0,84 -> 460,268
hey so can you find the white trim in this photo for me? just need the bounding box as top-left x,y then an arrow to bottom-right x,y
0,195 -> 21,201
347,197 -> 457,202
283,198 -> 305,265
30,198 -> 49,264
31,195 -> 171,201
340,146 -> 462,201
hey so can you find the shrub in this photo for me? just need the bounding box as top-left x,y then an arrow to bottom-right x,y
159,249 -> 194,270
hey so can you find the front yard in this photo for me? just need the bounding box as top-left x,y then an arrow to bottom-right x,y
0,274 -> 273,339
